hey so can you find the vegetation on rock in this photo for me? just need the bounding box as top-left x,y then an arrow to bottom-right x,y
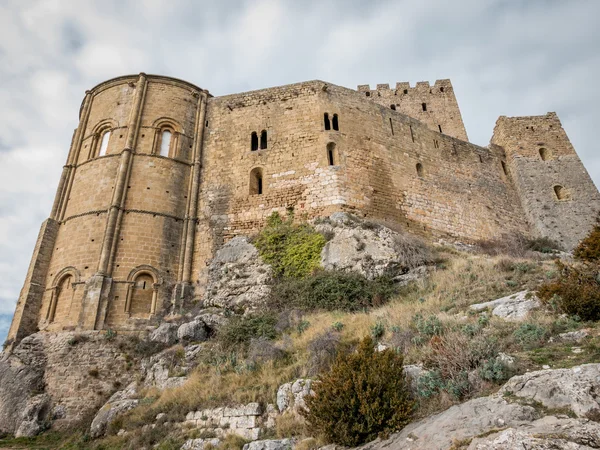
302,336 -> 414,446
254,212 -> 326,279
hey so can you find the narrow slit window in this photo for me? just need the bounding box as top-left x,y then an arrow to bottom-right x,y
159,130 -> 172,157
251,132 -> 258,151
403,89 -> 408,94
324,113 -> 331,130
332,114 -> 339,131
422,103 -> 427,111
416,163 -> 424,178
438,124 -> 443,133
433,140 -> 439,149
250,167 -> 263,195
98,130 -> 111,157
501,161 -> 508,176
389,118 -> 394,135
410,125 -> 415,142
327,142 -> 336,166
260,130 -> 267,149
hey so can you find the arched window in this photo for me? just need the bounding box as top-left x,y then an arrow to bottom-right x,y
98,130 -> 111,157
260,130 -> 267,150
332,114 -> 339,131
539,147 -> 551,161
324,113 -> 331,131
251,132 -> 258,151
327,142 -> 336,166
390,104 -> 396,111
49,275 -> 73,323
501,161 -> 508,176
416,163 -> 424,178
554,185 -> 570,201
250,167 -> 263,195
159,130 -> 172,157
422,103 -> 427,112
129,273 -> 154,317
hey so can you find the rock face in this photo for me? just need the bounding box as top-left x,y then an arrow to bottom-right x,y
149,323 -> 179,345
15,394 -> 51,438
181,437 -> 222,450
203,236 -> 272,312
90,383 -> 139,438
316,213 -> 431,281
358,364 -> 600,450
143,347 -> 190,390
467,417 -> 600,449
469,290 -> 541,321
177,319 -> 208,343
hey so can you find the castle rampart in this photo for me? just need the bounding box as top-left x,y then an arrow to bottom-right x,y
5,74 -> 599,346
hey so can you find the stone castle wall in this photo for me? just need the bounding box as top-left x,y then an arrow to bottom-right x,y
6,74 -> 599,344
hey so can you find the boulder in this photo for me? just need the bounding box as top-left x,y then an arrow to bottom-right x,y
203,236 -> 272,312
357,363 -> 600,450
556,329 -> 590,343
177,320 -> 208,343
277,379 -> 314,413
469,290 -> 541,321
90,382 -> 139,438
316,212 -> 432,281
243,439 -> 294,450
149,322 -> 178,345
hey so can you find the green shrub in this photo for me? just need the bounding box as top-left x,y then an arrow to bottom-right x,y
479,359 -> 510,383
331,321 -> 344,332
303,336 -> 414,446
217,312 -> 278,350
269,270 -> 397,312
370,322 -> 385,340
254,212 -> 326,279
574,219 -> 600,261
513,323 -> 547,349
412,313 -> 444,337
416,370 -> 445,398
538,260 -> 600,321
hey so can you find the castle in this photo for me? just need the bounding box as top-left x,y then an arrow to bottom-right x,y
6,73 -> 600,346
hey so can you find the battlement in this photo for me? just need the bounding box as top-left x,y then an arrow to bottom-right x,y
357,79 -> 453,95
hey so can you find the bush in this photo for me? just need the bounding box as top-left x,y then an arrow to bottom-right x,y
412,313 -> 444,338
477,234 -> 560,257
269,270 -> 397,312
306,331 -> 344,375
538,260 -> 600,321
254,212 -> 327,279
303,336 -> 414,446
574,219 -> 600,262
513,323 -> 547,349
217,312 -> 278,350
479,358 -> 511,383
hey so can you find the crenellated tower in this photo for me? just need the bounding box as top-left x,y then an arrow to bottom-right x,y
357,79 -> 468,141
491,112 -> 600,249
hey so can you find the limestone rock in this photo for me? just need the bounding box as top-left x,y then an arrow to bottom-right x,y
203,236 -> 272,312
469,290 -> 541,321
467,417 -> 600,449
243,439 -> 294,450
15,394 -> 51,438
143,348 -> 189,390
177,319 -> 208,343
403,365 -> 426,391
277,379 -> 314,413
556,329 -> 590,343
90,382 -> 139,438
181,437 -> 221,450
499,364 -> 600,417
357,363 -> 600,450
149,322 -> 178,345
316,212 -> 431,281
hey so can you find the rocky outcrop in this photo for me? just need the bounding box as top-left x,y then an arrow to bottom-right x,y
469,290 -> 541,321
177,319 -> 208,343
203,236 -> 272,312
181,437 -> 222,450
467,417 -> 600,449
277,379 -> 314,414
316,213 -> 432,281
243,439 -> 294,450
15,393 -> 51,438
149,323 -> 179,345
90,382 -> 139,438
358,364 -> 600,450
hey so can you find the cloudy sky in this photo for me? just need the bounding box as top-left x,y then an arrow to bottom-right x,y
1,0 -> 599,343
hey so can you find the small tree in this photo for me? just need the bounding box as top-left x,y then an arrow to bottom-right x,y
302,336 -> 414,446
574,216 -> 600,262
